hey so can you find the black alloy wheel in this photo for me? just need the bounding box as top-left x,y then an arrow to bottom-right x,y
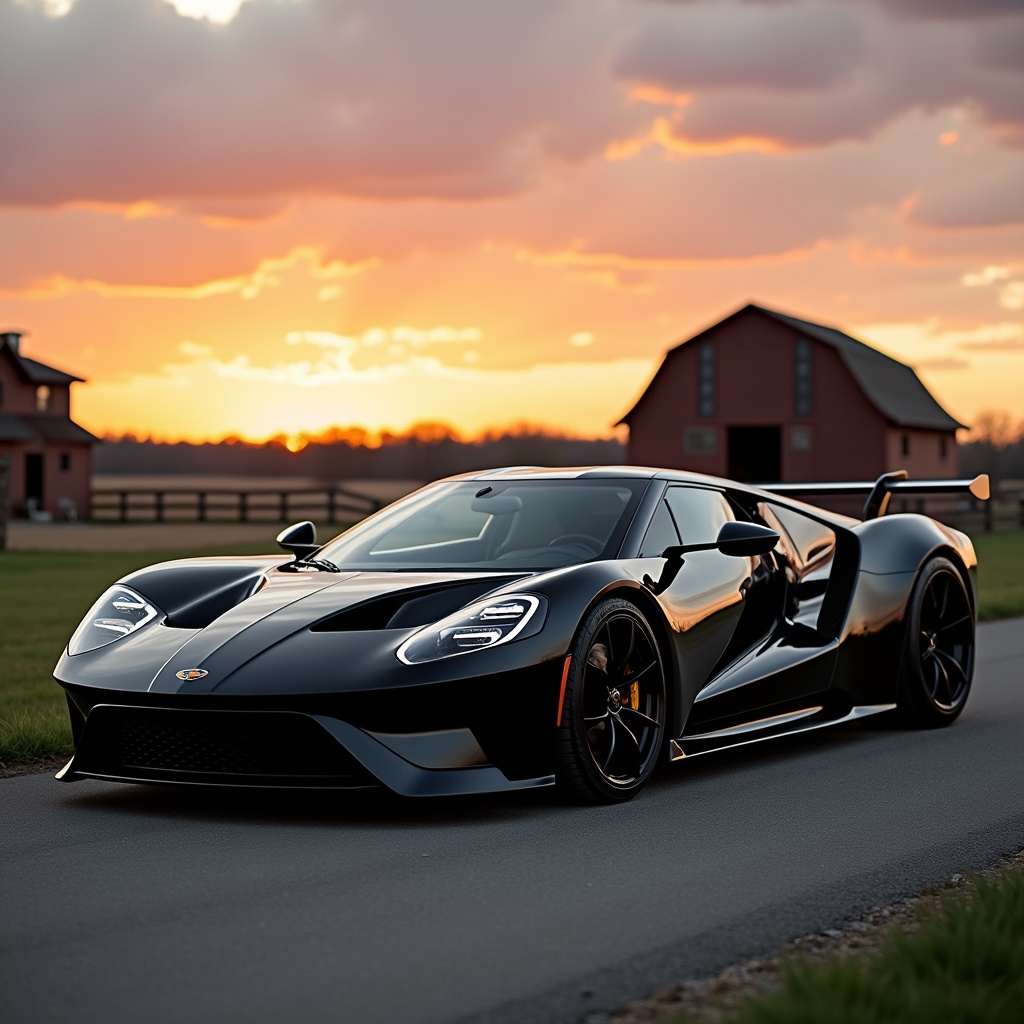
896,556 -> 974,727
556,597 -> 666,803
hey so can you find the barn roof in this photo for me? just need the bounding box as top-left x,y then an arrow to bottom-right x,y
617,303 -> 965,431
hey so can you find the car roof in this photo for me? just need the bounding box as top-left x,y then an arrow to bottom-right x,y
437,465 -> 860,527
442,465 -> 736,487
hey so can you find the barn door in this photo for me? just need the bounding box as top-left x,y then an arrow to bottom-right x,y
727,426 -> 781,482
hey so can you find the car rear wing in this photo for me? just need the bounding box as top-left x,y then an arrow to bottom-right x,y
763,471 -> 990,521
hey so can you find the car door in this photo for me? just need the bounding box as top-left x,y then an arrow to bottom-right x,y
685,496 -> 842,735
642,486 -> 754,727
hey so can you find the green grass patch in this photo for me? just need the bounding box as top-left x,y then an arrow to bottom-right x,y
971,531 -> 1024,621
675,867 -> 1024,1024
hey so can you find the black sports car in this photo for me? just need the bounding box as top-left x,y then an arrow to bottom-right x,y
54,467 -> 988,803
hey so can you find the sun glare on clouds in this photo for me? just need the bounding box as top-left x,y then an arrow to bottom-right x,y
3,0 -> 1024,442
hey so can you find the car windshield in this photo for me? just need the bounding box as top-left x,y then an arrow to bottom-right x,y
318,478 -> 648,571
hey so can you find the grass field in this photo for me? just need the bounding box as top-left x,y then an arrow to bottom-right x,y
667,863 -> 1024,1024
1,530 -> 1022,767
972,531 -> 1024,620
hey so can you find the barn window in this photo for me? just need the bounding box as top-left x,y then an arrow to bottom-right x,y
901,433 -> 910,457
59,453 -> 71,472
697,340 -> 715,417
684,428 -> 717,454
36,385 -> 51,412
791,426 -> 812,452
794,337 -> 812,416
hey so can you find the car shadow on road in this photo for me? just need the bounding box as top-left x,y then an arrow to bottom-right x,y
52,715 -> 895,829
57,772 -> 567,831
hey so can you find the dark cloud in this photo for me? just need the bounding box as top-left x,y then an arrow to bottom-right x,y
616,5 -> 865,92
0,0 -> 638,206
913,168 -> 1024,229
976,19 -> 1024,73
2,0 -> 1023,216
863,0 -> 1023,19
615,3 -> 1024,148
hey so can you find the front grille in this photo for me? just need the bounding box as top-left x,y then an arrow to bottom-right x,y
82,707 -> 367,783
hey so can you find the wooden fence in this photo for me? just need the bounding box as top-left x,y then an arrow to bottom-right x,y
91,485 -> 385,524
87,484 -> 1024,531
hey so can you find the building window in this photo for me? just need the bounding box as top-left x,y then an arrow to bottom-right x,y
59,453 -> 71,473
794,337 -> 812,416
939,436 -> 948,460
901,433 -> 910,457
697,340 -> 715,418
36,385 -> 51,412
791,426 -> 812,452
684,427 -> 717,454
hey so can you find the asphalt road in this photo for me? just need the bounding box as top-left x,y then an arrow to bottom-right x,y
3,618 -> 1023,1024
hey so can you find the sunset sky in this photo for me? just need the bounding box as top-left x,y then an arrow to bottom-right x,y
2,0 -> 1022,443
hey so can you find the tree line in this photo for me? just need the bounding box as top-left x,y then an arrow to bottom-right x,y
94,424 -> 626,480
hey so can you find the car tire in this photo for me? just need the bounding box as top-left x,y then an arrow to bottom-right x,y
556,597 -> 666,804
895,556 -> 974,728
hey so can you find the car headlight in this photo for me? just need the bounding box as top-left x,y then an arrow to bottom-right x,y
68,585 -> 161,656
397,594 -> 546,664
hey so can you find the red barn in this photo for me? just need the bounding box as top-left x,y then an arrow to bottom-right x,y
0,332 -> 98,519
617,303 -> 964,483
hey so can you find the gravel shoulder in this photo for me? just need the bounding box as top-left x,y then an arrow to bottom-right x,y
610,850 -> 1024,1024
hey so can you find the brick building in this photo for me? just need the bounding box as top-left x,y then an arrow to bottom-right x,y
0,332 -> 98,518
617,303 -> 964,483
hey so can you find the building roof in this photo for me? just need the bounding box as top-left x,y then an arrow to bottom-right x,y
0,337 -> 86,385
0,414 -> 38,443
617,303 -> 965,431
0,414 -> 99,445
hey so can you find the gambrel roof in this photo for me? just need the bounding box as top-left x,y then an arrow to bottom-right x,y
618,303 -> 965,431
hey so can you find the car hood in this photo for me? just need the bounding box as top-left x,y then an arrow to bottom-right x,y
58,567 -> 535,696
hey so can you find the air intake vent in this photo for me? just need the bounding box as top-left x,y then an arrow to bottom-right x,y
312,577 -> 526,632
80,707 -> 367,783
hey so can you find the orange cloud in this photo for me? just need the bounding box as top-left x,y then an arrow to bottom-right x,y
0,246 -> 378,301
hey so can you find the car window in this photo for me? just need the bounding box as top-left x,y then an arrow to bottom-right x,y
639,499 -> 681,557
766,503 -> 835,571
318,479 -> 647,570
369,493 -> 489,552
665,487 -> 733,545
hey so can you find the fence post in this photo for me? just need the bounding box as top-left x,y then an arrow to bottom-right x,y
984,500 -> 994,533
120,491 -> 128,522
155,491 -> 164,522
327,490 -> 336,523
0,453 -> 10,551
279,491 -> 288,523
239,492 -> 248,522
197,492 -> 207,522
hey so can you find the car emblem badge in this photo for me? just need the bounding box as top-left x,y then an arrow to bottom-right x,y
175,668 -> 209,681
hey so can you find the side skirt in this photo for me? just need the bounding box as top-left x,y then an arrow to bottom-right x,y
670,703 -> 896,762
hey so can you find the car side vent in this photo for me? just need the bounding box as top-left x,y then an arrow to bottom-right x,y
164,574 -> 267,629
312,593 -> 411,632
816,536 -> 859,640
311,578 -> 526,633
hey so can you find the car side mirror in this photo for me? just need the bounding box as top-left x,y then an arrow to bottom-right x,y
277,520 -> 319,561
646,521 -> 779,595
713,521 -> 780,557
